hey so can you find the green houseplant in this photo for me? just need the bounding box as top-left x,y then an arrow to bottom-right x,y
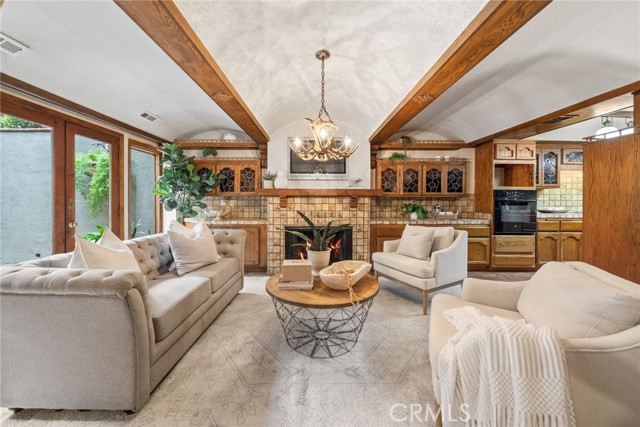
285,211 -> 351,275
389,152 -> 408,163
263,170 -> 277,189
153,142 -> 224,223
202,147 -> 218,157
397,203 -> 428,220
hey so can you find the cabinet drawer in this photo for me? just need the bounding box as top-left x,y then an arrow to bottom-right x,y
468,238 -> 490,265
537,221 -> 560,232
456,226 -> 491,238
561,221 -> 582,232
493,235 -> 535,254
492,254 -> 536,268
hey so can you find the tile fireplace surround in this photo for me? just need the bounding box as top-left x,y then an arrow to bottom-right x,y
198,195 -> 490,274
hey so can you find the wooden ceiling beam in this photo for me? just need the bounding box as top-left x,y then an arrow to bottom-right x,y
115,0 -> 269,148
469,81 -> 640,146
368,0 -> 551,146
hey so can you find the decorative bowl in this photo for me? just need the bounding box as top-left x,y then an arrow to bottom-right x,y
537,207 -> 569,213
319,261 -> 372,291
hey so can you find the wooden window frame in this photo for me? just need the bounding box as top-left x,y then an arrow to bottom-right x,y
128,139 -> 162,237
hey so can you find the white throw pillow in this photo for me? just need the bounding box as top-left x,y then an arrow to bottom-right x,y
167,219 -> 210,271
68,228 -> 141,272
518,262 -> 640,339
167,221 -> 220,276
396,225 -> 435,260
431,227 -> 455,255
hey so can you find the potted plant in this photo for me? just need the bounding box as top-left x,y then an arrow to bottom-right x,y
263,170 -> 277,189
153,142 -> 224,223
389,152 -> 408,163
400,135 -> 412,156
285,211 -> 351,276
202,147 -> 218,157
397,203 -> 428,220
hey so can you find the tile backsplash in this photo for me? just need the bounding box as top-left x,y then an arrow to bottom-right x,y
537,170 -> 583,213
198,196 -> 267,219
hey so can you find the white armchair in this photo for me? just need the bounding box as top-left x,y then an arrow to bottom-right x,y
372,229 -> 468,315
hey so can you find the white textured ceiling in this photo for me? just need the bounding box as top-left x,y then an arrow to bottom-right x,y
399,0 -> 640,142
174,0 -> 487,135
0,1 -> 243,140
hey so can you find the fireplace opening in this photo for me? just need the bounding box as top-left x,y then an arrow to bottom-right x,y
284,226 -> 353,263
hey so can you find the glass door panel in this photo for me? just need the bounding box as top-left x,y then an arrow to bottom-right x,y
130,147 -> 157,238
74,135 -> 111,237
0,115 -> 53,263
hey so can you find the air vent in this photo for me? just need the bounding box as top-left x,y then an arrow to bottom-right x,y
140,111 -> 162,123
541,114 -> 579,125
0,33 -> 28,56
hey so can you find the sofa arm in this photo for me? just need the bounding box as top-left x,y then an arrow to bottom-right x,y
432,231 -> 467,287
0,267 -> 151,411
383,239 -> 401,253
461,278 -> 528,311
562,325 -> 640,426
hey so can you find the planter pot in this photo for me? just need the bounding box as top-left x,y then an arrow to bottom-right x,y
307,249 -> 331,276
410,212 -> 419,220
263,180 -> 274,189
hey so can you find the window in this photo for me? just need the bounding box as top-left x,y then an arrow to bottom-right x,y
129,141 -> 160,238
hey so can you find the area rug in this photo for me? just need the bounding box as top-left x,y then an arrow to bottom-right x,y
1,278 -> 455,427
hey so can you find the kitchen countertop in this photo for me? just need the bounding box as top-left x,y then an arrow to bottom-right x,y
370,218 -> 491,225
537,213 -> 582,219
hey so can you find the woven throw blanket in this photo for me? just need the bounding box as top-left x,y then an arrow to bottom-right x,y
438,306 -> 576,427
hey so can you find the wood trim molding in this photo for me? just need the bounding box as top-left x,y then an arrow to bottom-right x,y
115,0 -> 269,149
368,0 -> 551,146
176,140 -> 259,150
129,139 -> 162,235
470,81 -> 640,146
633,90 -> 640,127
378,140 -> 467,150
0,73 -> 168,145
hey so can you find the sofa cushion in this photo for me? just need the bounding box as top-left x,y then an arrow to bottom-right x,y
397,226 -> 435,260
372,252 -> 434,278
518,262 -> 640,339
147,276 -> 211,342
429,294 -> 523,403
68,229 -> 141,272
156,257 -> 240,293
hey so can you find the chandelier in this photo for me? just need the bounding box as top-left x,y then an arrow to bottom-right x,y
289,49 -> 358,162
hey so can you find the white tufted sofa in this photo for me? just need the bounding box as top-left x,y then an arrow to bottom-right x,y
0,229 -> 245,412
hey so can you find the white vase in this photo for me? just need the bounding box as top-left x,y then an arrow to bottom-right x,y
410,212 -> 419,220
274,170 -> 288,189
263,180 -> 274,189
307,249 -> 331,276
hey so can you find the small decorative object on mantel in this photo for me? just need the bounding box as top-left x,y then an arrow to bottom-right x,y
397,203 -> 429,220
285,211 -> 351,276
263,170 -> 277,189
274,170 -> 288,189
202,147 -> 218,158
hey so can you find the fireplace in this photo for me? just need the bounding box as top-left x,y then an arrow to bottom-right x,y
284,226 -> 353,263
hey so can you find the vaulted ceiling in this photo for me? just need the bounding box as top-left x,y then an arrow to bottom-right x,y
1,1 -> 638,144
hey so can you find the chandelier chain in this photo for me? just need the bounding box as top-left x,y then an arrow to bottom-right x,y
318,57 -> 331,121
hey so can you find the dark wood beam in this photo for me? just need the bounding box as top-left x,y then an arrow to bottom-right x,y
379,140 -> 467,150
1,73 -> 168,144
115,0 -> 269,149
369,0 -> 551,146
469,81 -> 640,146
633,90 -> 640,128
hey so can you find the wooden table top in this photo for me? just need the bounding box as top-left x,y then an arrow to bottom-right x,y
265,273 -> 380,308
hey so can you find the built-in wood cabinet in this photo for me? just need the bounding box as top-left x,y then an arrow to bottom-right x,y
536,148 -> 561,188
377,159 -> 467,196
212,224 -> 266,272
536,219 -> 582,267
193,159 -> 260,195
369,223 -> 490,270
491,235 -> 536,269
494,140 -> 536,161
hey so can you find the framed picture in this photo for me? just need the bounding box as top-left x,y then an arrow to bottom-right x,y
562,148 -> 583,165
288,137 -> 348,180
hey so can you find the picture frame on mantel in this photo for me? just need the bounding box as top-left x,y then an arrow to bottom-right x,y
288,137 -> 348,180
562,148 -> 583,165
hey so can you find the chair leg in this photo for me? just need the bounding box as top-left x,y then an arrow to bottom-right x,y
422,289 -> 428,315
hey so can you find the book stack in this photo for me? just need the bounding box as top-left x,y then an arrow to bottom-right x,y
278,259 -> 313,290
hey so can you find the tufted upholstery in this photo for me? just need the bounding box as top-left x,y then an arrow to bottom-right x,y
125,234 -> 173,282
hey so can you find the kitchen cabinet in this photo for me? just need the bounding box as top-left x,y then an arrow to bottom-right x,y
193,159 -> 260,195
536,148 -> 561,188
560,233 -> 582,261
377,159 -> 467,196
536,219 -> 582,267
211,224 -> 266,272
369,223 -> 489,270
494,140 -> 536,161
536,232 -> 561,266
491,235 -> 536,269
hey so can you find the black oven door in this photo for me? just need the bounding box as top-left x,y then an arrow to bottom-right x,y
494,200 -> 537,235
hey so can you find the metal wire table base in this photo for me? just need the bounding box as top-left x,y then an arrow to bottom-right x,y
271,298 -> 374,358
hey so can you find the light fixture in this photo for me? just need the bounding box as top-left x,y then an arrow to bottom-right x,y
621,117 -> 634,136
289,49 -> 358,162
594,116 -> 619,139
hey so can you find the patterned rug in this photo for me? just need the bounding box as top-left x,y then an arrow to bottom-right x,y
1,277 -> 463,427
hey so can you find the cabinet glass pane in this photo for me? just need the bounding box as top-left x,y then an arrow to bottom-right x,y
535,153 -> 540,185
240,167 -> 256,192
75,135 -> 111,237
543,152 -> 558,185
447,168 -> 464,193
130,149 -> 156,238
402,168 -> 419,193
425,168 -> 442,193
380,168 -> 397,192
219,167 -> 235,192
0,116 -> 53,263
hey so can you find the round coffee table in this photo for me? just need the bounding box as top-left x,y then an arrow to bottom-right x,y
266,273 -> 379,358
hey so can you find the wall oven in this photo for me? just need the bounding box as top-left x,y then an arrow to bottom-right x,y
493,190 -> 537,235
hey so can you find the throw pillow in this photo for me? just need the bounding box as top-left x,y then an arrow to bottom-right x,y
167,222 -> 220,276
167,219 -> 210,271
396,225 -> 435,260
431,227 -> 455,255
68,228 -> 141,272
518,262 -> 640,339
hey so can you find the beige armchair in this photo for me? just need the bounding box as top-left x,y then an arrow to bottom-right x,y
372,229 -> 468,314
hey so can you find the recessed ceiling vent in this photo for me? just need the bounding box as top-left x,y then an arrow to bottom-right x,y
541,114 -> 579,125
0,33 -> 28,57
140,111 -> 162,123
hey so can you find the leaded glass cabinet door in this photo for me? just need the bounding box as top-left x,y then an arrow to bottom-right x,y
446,166 -> 465,194
239,165 -> 257,193
542,149 -> 559,186
218,167 -> 235,193
401,165 -> 421,194
424,166 -> 443,195
380,167 -> 398,193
